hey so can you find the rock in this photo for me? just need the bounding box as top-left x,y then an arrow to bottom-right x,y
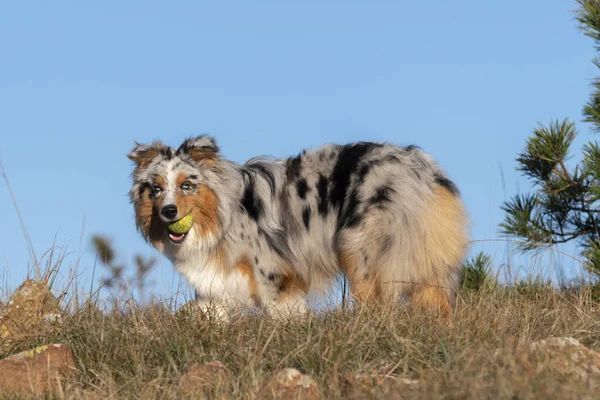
527,337 -> 600,380
178,360 -> 232,399
343,373 -> 421,399
261,368 -> 321,400
0,343 -> 77,396
0,279 -> 62,347
493,336 -> 600,382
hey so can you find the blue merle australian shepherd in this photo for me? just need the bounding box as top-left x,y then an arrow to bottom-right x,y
128,135 -> 469,319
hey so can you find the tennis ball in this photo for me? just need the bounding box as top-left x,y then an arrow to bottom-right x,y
167,213 -> 194,234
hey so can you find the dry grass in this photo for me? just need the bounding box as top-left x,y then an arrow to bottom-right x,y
2,284 -> 600,399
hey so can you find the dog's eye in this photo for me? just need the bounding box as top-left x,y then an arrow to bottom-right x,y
181,182 -> 193,191
152,185 -> 163,193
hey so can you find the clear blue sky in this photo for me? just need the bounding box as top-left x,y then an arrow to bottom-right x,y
0,1 -> 596,300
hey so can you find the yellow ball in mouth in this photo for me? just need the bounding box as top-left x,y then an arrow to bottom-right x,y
167,213 -> 194,234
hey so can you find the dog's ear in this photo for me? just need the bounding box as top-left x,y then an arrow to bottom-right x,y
177,135 -> 220,164
127,141 -> 167,169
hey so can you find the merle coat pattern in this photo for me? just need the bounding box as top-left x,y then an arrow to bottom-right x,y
128,135 -> 469,319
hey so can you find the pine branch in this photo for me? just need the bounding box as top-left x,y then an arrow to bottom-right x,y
500,1 -> 600,276
577,1 -> 600,46
516,119 -> 577,184
577,1 -> 600,131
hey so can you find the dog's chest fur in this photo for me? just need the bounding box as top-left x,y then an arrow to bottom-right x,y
164,229 -> 255,305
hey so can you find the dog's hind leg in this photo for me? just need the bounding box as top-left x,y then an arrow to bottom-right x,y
409,285 -> 453,318
338,184 -> 468,317
339,250 -> 382,306
406,185 -> 468,318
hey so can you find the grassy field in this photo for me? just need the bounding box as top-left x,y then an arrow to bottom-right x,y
2,281 -> 600,399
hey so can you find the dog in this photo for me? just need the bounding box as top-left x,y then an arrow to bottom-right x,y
128,135 -> 469,319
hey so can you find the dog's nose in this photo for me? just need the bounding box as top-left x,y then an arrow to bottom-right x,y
161,205 -> 178,219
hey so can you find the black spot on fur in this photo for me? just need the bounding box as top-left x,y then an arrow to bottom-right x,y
330,143 -> 380,211
259,268 -> 265,276
159,147 -> 173,159
188,174 -> 198,180
356,155 -> 402,186
434,173 -> 459,196
331,143 -> 381,228
241,183 -> 263,221
259,227 -> 293,260
302,207 -> 311,229
358,164 -> 371,181
138,182 -> 150,199
248,162 -> 277,195
341,187 -> 362,228
296,178 -> 309,199
268,272 -> 276,281
369,185 -> 393,206
380,235 -> 393,253
256,257 -> 260,266
286,154 -> 302,181
316,174 -> 329,216
404,144 -> 421,152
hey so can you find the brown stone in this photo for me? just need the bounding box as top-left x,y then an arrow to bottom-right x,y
493,336 -> 600,383
0,279 -> 62,348
527,337 -> 600,380
0,343 -> 77,396
261,368 -> 321,400
178,360 -> 232,399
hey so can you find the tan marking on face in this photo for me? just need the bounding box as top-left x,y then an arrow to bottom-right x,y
176,173 -> 188,187
155,176 -> 165,186
174,184 -> 220,237
151,175 -> 169,211
134,185 -> 166,252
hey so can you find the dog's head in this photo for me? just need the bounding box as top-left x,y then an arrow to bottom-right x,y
127,135 -> 223,252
